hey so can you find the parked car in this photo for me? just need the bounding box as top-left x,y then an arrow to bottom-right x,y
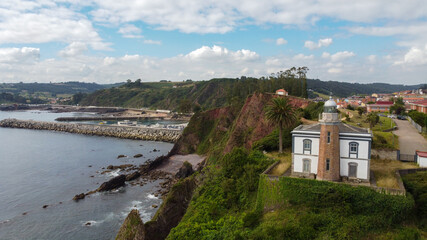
387,114 -> 397,119
397,115 -> 407,120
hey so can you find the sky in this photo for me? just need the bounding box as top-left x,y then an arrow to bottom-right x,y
1,1 -> 427,85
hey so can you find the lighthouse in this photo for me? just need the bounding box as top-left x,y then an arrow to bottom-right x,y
317,97 -> 341,181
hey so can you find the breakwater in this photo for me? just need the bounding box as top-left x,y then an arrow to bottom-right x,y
55,116 -> 166,121
0,119 -> 182,143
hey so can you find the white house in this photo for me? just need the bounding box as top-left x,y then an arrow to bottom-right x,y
416,151 -> 427,167
276,89 -> 288,96
291,97 -> 373,182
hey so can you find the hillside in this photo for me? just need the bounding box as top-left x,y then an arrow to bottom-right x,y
307,79 -> 423,97
78,76 -> 308,111
0,82 -> 120,104
78,77 -> 421,111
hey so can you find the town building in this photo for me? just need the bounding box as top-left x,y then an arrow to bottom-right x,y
291,97 -> 373,182
408,99 -> 427,114
416,151 -> 427,167
366,101 -> 394,113
275,89 -> 288,96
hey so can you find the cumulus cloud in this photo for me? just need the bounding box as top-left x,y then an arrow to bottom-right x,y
86,0 -> 427,34
395,45 -> 427,65
143,40 -> 162,45
328,68 -> 342,74
118,24 -> 143,38
367,55 -> 377,63
185,45 -> 259,61
1,44 -> 426,85
293,54 -> 314,60
304,38 -> 333,50
59,42 -> 87,57
0,1 -> 110,50
0,47 -> 39,63
322,51 -> 355,62
276,38 -> 287,45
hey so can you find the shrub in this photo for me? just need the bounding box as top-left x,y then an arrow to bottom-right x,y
252,128 -> 292,152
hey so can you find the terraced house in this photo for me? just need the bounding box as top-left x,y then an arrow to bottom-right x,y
291,97 -> 373,182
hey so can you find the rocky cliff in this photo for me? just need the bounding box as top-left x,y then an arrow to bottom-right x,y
116,93 -> 311,240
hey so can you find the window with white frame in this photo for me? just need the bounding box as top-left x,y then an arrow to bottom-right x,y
303,139 -> 311,153
349,142 -> 358,156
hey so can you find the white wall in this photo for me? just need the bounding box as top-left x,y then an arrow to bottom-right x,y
340,139 -> 370,159
294,136 -> 319,155
418,156 -> 427,167
340,158 -> 369,180
293,154 -> 318,174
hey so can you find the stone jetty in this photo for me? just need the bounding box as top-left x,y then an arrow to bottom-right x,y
0,119 -> 182,143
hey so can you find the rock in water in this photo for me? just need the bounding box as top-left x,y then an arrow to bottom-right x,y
126,171 -> 141,181
97,175 -> 126,192
115,209 -> 145,240
175,161 -> 194,179
117,154 -> 126,159
133,153 -> 143,158
73,193 -> 85,201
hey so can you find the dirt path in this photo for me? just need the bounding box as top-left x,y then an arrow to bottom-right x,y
155,154 -> 205,174
393,119 -> 427,154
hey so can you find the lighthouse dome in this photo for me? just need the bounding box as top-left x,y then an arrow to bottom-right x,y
324,97 -> 337,107
324,97 -> 337,113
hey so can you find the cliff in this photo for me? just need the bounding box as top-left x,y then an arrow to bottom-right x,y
115,177 -> 197,240
115,209 -> 145,240
116,93 -> 311,240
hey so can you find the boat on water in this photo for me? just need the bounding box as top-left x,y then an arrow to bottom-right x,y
117,120 -> 138,126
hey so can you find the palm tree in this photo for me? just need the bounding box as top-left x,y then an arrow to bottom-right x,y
265,97 -> 296,153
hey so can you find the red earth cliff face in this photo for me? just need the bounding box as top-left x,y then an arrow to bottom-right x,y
224,93 -> 311,153
174,93 -> 311,155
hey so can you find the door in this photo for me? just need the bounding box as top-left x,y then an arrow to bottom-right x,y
348,163 -> 357,178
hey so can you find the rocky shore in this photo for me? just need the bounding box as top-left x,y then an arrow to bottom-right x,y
0,119 -> 182,143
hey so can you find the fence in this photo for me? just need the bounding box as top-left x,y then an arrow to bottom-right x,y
407,116 -> 424,133
399,153 -> 417,162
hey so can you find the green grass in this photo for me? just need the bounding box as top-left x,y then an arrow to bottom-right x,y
253,176 -> 416,239
264,151 -> 292,176
312,91 -> 336,100
373,131 -> 399,150
343,111 -> 399,150
371,158 -> 418,189
402,171 -> 427,235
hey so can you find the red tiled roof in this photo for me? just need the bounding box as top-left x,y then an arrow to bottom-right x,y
417,151 -> 427,158
376,101 -> 393,105
412,99 -> 427,106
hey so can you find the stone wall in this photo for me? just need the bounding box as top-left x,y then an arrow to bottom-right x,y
0,119 -> 181,143
371,149 -> 398,160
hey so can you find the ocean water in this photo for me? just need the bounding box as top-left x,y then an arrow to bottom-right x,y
0,111 -> 174,239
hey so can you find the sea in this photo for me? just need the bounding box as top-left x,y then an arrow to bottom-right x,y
0,110 -> 174,239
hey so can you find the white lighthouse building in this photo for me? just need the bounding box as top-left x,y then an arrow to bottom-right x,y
291,97 -> 373,182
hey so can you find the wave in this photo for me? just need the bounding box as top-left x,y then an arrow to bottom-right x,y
106,169 -> 120,178
0,219 -> 10,225
146,194 -> 158,199
81,212 -> 117,227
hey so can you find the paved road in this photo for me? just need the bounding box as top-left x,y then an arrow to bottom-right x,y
393,119 -> 427,154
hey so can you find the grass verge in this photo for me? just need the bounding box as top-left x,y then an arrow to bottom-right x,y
371,158 -> 418,189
